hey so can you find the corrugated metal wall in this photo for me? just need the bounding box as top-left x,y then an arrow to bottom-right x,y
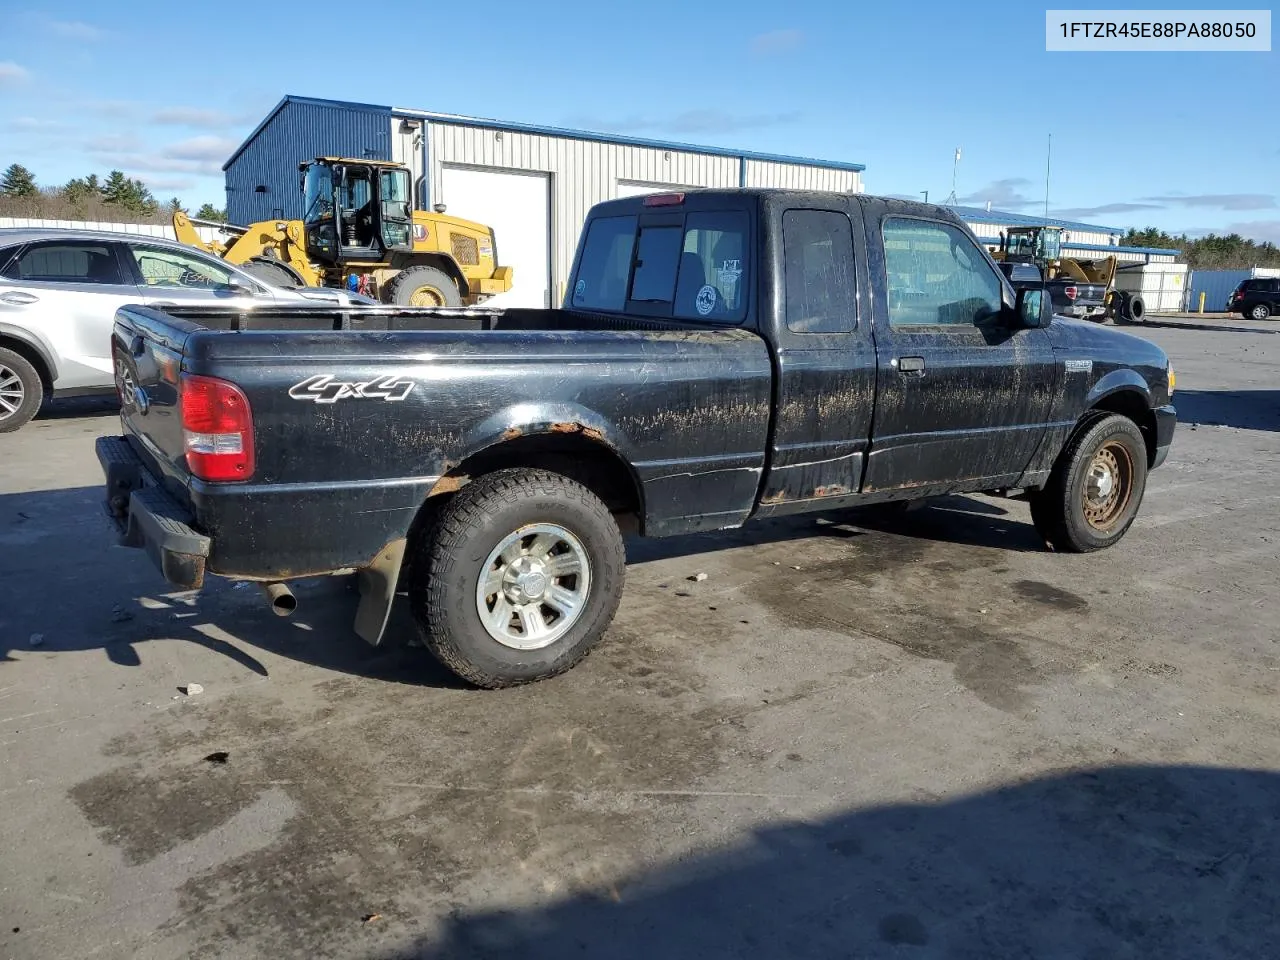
1186,269 -> 1252,312
427,123 -> 745,294
742,159 -> 861,192
224,100 -> 392,224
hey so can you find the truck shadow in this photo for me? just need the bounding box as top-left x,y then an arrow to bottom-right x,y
33,395 -> 120,422
1173,389 -> 1280,432
1136,317 -> 1280,335
0,487 -> 1033,687
627,495 -> 1040,566
383,764 -> 1280,959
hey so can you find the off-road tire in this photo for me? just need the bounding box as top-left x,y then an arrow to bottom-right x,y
241,257 -> 306,288
1029,411 -> 1148,553
410,469 -> 625,688
1125,294 -> 1146,322
386,265 -> 462,307
0,347 -> 43,433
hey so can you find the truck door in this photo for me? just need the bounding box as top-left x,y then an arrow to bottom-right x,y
862,211 -> 1057,494
756,201 -> 876,516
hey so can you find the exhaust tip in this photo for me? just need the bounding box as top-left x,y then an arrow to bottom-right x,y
260,582 -> 297,617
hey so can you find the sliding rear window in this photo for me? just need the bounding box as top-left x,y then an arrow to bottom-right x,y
571,209 -> 749,323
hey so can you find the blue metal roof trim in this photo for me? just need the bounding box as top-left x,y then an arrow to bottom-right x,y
224,95 -> 393,171
974,236 -> 1182,257
392,106 -> 865,172
950,205 -> 1125,235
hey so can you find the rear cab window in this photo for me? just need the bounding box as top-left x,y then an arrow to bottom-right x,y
570,201 -> 750,324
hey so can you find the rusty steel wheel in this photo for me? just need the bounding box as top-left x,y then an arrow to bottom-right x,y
1028,412 -> 1148,553
1081,440 -> 1135,532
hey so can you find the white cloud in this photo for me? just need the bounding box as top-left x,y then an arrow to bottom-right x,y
0,61 -> 30,85
10,116 -> 63,130
1224,220 -> 1280,244
48,20 -> 105,41
959,178 -> 1038,211
163,135 -> 239,162
139,176 -> 198,192
153,107 -> 240,128
1141,193 -> 1275,211
94,152 -> 223,177
751,29 -> 804,55
88,133 -> 145,153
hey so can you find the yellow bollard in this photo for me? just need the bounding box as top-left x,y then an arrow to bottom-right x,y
1198,291 -> 1205,314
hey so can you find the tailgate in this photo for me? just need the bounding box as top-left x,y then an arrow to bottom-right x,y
111,304 -> 200,496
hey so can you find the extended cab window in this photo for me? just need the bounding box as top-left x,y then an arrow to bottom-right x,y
883,218 -> 1003,328
5,242 -> 124,285
572,215 -> 637,311
571,209 -> 749,322
783,210 -> 856,333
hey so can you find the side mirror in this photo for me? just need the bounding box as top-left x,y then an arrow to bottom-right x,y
1014,285 -> 1052,328
225,281 -> 257,297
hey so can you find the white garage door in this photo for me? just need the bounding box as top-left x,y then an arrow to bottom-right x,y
438,165 -> 550,308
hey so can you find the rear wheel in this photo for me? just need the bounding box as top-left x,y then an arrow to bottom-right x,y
410,469 -> 625,688
0,347 -> 43,433
1250,303 -> 1272,321
1029,412 -> 1148,552
386,265 -> 461,307
240,256 -> 306,288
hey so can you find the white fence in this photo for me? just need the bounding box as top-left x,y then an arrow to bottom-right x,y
0,217 -> 225,244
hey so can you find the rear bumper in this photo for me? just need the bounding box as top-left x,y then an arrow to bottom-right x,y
97,436 -> 210,589
1152,404 -> 1176,469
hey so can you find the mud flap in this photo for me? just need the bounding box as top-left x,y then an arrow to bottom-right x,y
353,538 -> 406,645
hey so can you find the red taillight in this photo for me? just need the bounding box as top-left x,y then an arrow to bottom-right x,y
643,192 -> 685,207
181,373 -> 254,482
1063,285 -> 1078,300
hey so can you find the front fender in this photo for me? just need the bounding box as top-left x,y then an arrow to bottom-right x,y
1086,368 -> 1152,408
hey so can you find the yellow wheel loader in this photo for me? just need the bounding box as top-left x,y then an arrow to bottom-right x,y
989,226 -> 1143,323
173,157 -> 512,306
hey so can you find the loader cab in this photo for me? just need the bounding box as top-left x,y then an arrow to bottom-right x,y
1001,226 -> 1062,265
300,159 -> 414,265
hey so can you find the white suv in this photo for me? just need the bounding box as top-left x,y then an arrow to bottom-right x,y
0,228 -> 371,432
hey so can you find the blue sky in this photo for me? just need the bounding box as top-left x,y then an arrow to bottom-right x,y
0,0 -> 1275,240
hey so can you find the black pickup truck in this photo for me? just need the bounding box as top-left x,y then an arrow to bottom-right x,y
99,190 -> 1176,688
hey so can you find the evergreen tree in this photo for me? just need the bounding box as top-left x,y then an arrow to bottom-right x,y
0,163 -> 38,198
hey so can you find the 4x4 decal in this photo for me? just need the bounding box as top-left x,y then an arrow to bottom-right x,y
288,375 -> 415,403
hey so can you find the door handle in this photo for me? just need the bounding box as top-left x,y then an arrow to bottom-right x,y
0,291 -> 38,305
896,356 -> 926,377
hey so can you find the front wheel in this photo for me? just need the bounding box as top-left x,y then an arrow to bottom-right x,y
1028,412 -> 1148,552
410,469 -> 625,688
385,265 -> 462,307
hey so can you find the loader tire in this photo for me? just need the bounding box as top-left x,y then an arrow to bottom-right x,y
241,257 -> 306,288
386,266 -> 461,307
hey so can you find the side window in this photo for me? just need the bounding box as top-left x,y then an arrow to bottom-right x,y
129,246 -> 235,289
883,218 -> 1004,328
783,209 -> 856,334
673,211 -> 749,323
571,215 -> 637,311
629,226 -> 682,303
7,242 -> 125,285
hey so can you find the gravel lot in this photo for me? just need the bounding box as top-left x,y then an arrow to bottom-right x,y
2,315 -> 1278,959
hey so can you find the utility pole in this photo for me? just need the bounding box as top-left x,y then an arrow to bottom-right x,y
943,148 -> 961,205
920,190 -> 929,204
1044,133 -> 1052,224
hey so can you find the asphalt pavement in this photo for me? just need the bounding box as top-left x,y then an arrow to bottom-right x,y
1,314 -> 1278,959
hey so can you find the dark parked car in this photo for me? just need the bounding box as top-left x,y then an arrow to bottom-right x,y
1229,277 -> 1279,320
99,190 -> 1176,688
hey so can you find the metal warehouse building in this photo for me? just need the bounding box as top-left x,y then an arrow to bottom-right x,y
223,95 -> 865,308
